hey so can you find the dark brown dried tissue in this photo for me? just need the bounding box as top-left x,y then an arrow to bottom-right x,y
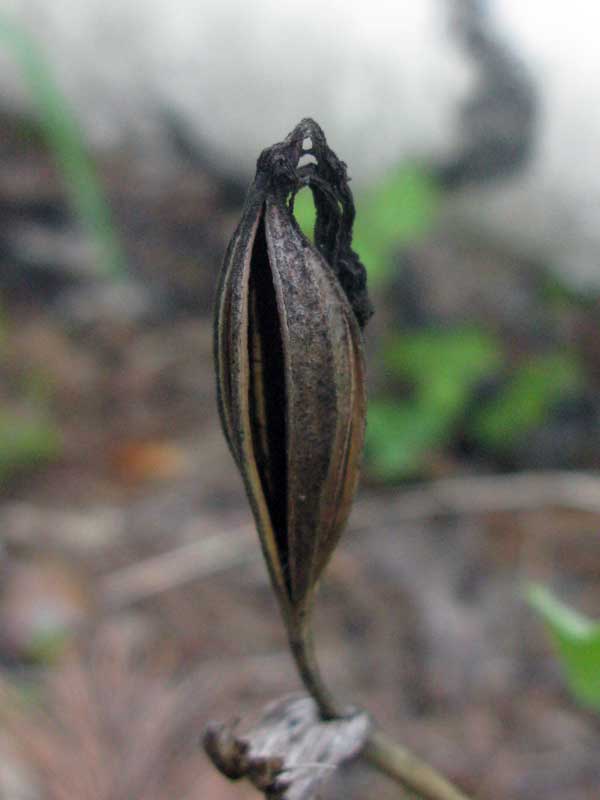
208,118 -> 373,798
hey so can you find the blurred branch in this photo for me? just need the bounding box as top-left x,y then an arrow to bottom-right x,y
97,470 -> 600,611
355,470 -> 600,525
98,525 -> 256,610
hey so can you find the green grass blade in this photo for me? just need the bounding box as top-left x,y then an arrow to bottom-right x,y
0,12 -> 127,280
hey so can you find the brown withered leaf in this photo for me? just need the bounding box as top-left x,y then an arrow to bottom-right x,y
204,695 -> 371,800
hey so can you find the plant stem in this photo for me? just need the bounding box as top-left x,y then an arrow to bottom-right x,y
363,727 -> 473,800
288,613 -> 474,800
287,619 -> 346,720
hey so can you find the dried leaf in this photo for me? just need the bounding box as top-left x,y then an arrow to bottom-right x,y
204,695 -> 371,800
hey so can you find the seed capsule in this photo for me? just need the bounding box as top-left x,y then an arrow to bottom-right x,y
214,119 -> 370,715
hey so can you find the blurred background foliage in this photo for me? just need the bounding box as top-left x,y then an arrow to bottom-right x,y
0,11 -> 126,281
0,11 -> 117,482
0,3 -> 590,492
294,170 -> 588,483
529,585 -> 600,712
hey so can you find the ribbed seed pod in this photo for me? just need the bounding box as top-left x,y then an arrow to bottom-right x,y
214,119 -> 371,717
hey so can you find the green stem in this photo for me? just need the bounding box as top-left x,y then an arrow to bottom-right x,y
363,728 -> 473,800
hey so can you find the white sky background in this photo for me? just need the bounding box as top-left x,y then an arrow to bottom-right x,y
2,0 -> 600,288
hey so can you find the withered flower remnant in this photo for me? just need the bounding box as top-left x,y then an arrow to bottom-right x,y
211,122 -> 474,800
214,118 -> 371,718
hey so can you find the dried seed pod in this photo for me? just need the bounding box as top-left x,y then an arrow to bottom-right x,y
214,119 -> 371,717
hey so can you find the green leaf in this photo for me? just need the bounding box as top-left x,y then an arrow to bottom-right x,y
0,413 -> 62,482
366,400 -> 448,479
471,353 -> 583,451
292,188 -> 317,241
365,328 -> 502,480
528,584 -> 600,710
363,165 -> 440,247
384,328 -> 502,410
26,628 -> 70,665
355,166 -> 440,285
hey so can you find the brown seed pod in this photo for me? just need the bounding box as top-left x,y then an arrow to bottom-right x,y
214,119 -> 371,717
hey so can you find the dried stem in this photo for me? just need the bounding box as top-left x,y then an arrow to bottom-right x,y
287,609 -> 473,799
287,617 -> 347,721
363,728 -> 473,800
